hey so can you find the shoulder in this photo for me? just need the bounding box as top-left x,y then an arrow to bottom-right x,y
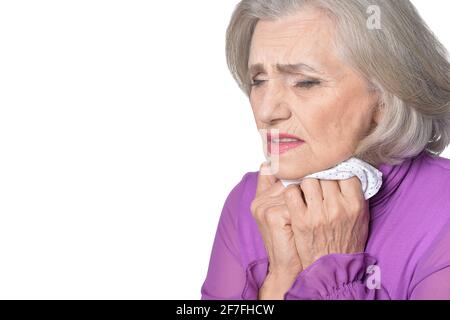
410,152 -> 450,194
421,151 -> 450,171
410,151 -> 450,213
411,151 -> 450,257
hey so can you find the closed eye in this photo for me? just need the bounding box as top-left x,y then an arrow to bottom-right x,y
250,79 -> 265,87
250,79 -> 321,89
296,80 -> 321,88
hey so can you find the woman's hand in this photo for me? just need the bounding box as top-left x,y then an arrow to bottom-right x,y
250,162 -> 303,299
251,162 -> 371,299
283,176 -> 370,271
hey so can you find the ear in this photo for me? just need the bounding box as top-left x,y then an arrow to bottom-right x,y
366,102 -> 384,136
372,102 -> 384,125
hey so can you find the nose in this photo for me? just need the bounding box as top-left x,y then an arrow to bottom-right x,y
254,78 -> 292,125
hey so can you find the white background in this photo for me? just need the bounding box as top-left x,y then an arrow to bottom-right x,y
0,0 -> 449,299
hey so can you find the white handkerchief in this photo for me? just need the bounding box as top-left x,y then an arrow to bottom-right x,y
280,157 -> 383,200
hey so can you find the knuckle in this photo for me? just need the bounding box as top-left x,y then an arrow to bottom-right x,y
265,213 -> 278,226
325,201 -> 342,217
265,205 -> 278,216
265,207 -> 284,226
251,200 -> 265,220
348,199 -> 363,214
283,186 -> 297,201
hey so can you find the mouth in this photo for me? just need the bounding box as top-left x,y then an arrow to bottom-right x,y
266,132 -> 305,156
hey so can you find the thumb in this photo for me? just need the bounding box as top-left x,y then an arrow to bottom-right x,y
256,161 -> 278,196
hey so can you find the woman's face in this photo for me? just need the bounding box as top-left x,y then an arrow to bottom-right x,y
248,7 -> 382,179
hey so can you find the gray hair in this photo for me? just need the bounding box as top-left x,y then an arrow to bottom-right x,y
226,0 -> 450,166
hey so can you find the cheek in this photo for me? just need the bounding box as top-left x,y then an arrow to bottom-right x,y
301,100 -> 364,151
249,96 -> 260,122
301,101 -> 346,139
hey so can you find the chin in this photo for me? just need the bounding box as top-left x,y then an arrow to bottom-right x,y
269,157 -> 311,180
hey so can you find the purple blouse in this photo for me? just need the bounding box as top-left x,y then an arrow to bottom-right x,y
201,150 -> 450,299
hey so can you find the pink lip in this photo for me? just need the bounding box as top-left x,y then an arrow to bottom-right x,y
266,132 -> 305,156
268,140 -> 304,155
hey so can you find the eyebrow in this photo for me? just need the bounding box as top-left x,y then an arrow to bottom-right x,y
248,62 -> 324,78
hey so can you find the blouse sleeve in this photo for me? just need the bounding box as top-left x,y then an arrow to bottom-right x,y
283,252 -> 392,300
408,217 -> 450,300
200,173 -> 250,300
283,216 -> 450,300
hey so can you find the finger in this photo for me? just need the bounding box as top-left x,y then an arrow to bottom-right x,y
338,176 -> 364,201
284,185 -> 306,211
262,205 -> 292,262
256,161 -> 278,197
320,180 -> 342,216
253,201 -> 280,259
300,178 -> 323,209
251,192 -> 286,223
263,204 -> 291,228
319,179 -> 341,201
283,185 -> 307,221
254,181 -> 286,202
265,180 -> 287,197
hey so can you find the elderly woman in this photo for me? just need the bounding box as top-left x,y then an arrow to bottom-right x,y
201,0 -> 450,300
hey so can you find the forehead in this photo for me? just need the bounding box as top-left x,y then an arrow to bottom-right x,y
248,7 -> 336,70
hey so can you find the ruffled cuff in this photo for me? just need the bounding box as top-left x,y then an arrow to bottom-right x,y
284,252 -> 379,300
241,258 -> 269,300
